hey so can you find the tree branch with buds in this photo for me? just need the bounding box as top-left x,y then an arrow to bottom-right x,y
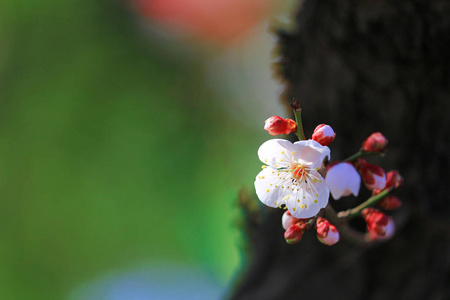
256,100 -> 402,246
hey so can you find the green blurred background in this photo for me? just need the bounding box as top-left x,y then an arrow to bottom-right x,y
0,0 -> 290,299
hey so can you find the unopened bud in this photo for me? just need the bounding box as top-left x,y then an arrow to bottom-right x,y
385,170 -> 403,189
264,116 -> 297,136
362,208 -> 395,240
325,162 -> 361,200
362,132 -> 388,152
372,170 -> 403,194
316,218 -> 340,246
379,195 -> 402,210
312,124 -> 336,146
368,216 -> 395,241
360,163 -> 386,191
282,211 -> 302,230
284,223 -> 305,244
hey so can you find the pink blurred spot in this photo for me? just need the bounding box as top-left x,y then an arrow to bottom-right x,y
133,0 -> 275,45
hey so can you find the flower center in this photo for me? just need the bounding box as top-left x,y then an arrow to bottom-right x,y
291,163 -> 308,181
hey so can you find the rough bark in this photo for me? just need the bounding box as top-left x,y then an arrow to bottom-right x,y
231,0 -> 450,299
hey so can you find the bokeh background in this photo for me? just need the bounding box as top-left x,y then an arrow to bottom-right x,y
0,0 -> 296,299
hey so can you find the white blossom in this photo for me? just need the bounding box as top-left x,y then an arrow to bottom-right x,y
255,139 -> 330,219
325,162 -> 361,200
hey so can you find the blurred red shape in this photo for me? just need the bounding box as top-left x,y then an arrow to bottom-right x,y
134,0 -> 275,45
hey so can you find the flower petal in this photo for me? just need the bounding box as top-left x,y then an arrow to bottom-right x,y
285,172 -> 329,219
309,170 -> 330,208
292,140 -> 330,168
254,167 -> 289,208
257,139 -> 296,168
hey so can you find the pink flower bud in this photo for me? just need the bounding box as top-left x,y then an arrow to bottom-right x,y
284,223 -> 305,244
384,170 -> 403,189
264,116 -> 297,136
316,218 -> 340,246
362,132 -> 388,152
379,195 -> 402,210
362,208 -> 395,240
282,211 -> 302,230
312,124 -> 336,146
325,162 -> 361,200
372,170 -> 403,195
360,163 -> 386,191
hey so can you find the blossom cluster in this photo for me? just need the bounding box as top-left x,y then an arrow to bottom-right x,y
254,112 -> 402,246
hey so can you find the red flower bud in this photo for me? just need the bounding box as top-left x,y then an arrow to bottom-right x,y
282,210 -> 302,230
379,195 -> 402,210
315,218 -> 340,246
312,124 -> 336,146
372,170 -> 403,195
384,170 -> 403,189
284,223 -> 305,244
360,163 -> 386,191
264,116 -> 297,136
362,208 -> 395,240
362,132 -> 388,152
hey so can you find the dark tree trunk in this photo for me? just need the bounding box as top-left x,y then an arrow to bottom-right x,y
231,0 -> 450,299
